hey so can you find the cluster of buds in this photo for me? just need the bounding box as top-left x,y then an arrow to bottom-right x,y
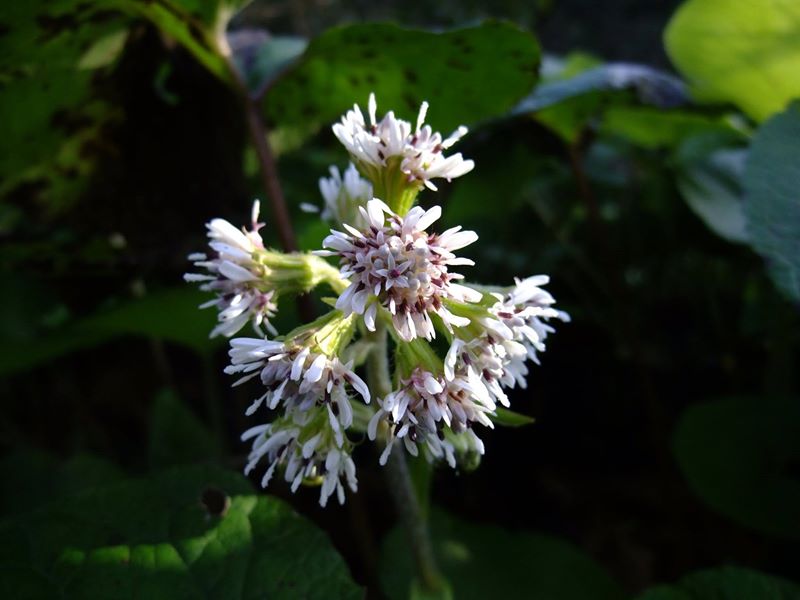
186,94 -> 567,506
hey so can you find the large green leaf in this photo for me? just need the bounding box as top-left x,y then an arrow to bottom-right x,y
677,147 -> 749,244
0,287 -> 219,376
0,465 -> 361,599
0,451 -> 125,518
742,103 -> 800,302
264,21 -> 540,142
380,509 -> 624,600
673,396 -> 800,539
665,0 -> 800,122
601,107 -> 742,151
636,566 -> 800,599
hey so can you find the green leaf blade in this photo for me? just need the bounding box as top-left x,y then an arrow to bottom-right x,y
0,466 -> 362,598
743,103 -> 800,302
665,0 -> 800,122
380,509 -> 624,600
264,21 -> 540,145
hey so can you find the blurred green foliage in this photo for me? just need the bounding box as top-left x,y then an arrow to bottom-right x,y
381,510 -> 626,600
665,0 -> 800,122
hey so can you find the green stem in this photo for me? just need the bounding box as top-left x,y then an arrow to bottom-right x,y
366,323 -> 445,594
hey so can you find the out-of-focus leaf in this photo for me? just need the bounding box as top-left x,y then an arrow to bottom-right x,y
148,389 -> 221,468
228,29 -> 307,97
742,103 -> 800,302
514,63 -> 687,115
0,0 -> 129,212
677,148 -> 749,244
116,0 -> 249,85
0,287 -> 219,376
665,0 -> 800,122
0,450 -> 125,517
0,465 -> 362,599
84,287 -> 219,350
0,0 -> 247,212
264,22 -> 540,144
601,107 -> 742,150
525,58 -> 691,143
77,29 -> 130,70
673,396 -> 800,539
491,407 -> 535,427
636,566 -> 800,599
380,509 -> 624,600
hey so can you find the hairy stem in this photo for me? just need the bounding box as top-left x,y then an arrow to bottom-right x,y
366,323 -> 445,594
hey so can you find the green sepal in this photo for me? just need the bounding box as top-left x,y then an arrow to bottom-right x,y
491,407 -> 536,427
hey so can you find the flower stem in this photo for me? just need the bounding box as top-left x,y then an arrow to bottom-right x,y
242,98 -> 299,253
366,323 -> 446,595
221,54 -> 315,322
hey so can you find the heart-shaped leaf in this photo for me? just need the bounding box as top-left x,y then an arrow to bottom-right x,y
0,465 -> 362,598
665,0 -> 800,122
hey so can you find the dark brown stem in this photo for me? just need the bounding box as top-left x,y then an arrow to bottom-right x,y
242,98 -> 298,253
567,132 -> 604,239
222,54 -> 315,321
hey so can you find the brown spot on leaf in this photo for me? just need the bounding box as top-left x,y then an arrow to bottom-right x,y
201,486 -> 230,517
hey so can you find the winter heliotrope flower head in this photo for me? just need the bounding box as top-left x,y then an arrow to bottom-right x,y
316,198 -> 481,341
186,93 -> 568,508
333,93 -> 474,213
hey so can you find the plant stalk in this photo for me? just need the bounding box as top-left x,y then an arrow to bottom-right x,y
366,323 -> 445,594
222,53 -> 314,321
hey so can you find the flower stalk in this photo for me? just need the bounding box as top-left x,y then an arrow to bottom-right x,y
367,322 -> 447,595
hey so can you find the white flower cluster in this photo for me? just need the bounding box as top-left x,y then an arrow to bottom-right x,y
228,334 -> 369,507
302,163 -> 373,229
187,94 -> 567,507
445,276 -> 571,409
367,367 -> 491,467
316,198 -> 479,341
333,93 -> 474,191
184,202 -> 278,338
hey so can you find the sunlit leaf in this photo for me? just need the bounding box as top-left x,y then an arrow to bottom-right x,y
117,0 -> 248,85
665,0 -> 800,122
0,466 -> 362,599
264,22 -> 540,144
